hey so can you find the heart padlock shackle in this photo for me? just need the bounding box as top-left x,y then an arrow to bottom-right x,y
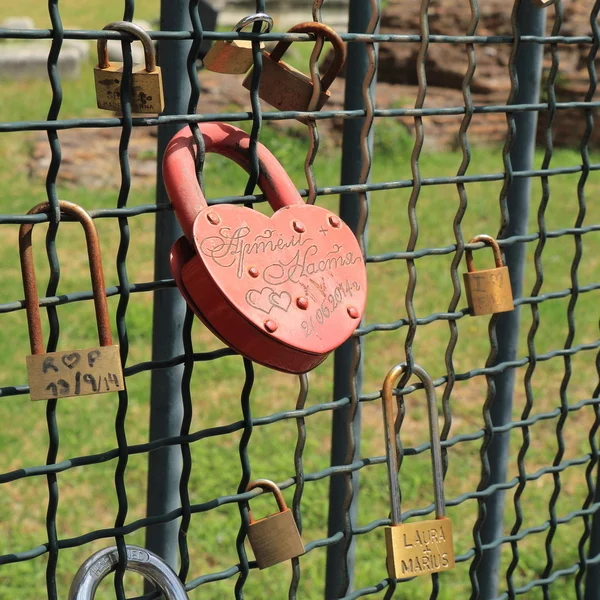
20,201 -> 124,401
463,234 -> 514,316
94,21 -> 164,114
382,363 -> 455,579
203,12 -> 274,74
68,545 -> 188,599
164,123 -> 367,374
242,22 -> 346,112
245,478 -> 305,569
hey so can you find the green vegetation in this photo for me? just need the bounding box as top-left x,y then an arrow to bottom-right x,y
0,4 -> 599,599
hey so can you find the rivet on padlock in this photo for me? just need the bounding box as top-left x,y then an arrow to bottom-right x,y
245,479 -> 305,569
463,234 -> 514,316
94,21 -> 164,114
20,201 -> 124,401
164,123 -> 367,374
382,363 -> 455,579
242,22 -> 346,112
203,13 -> 274,74
68,545 -> 188,599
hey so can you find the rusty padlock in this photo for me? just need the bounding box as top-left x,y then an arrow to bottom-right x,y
382,363 -> 455,579
203,13 -> 273,74
463,234 -> 514,316
94,21 -> 164,114
163,123 -> 367,374
242,22 -> 346,112
245,479 -> 305,569
20,201 -> 124,401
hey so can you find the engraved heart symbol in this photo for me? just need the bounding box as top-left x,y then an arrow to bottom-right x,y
269,291 -> 291,313
61,352 -> 81,370
246,288 -> 276,314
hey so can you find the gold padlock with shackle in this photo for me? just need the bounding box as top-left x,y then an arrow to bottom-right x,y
94,21 -> 164,114
20,201 -> 124,401
245,479 -> 305,569
463,234 -> 514,316
382,363 -> 455,579
203,13 -> 274,74
242,22 -> 346,112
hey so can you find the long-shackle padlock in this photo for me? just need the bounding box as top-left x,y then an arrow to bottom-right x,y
242,22 -> 346,112
68,545 -> 188,600
20,201 -> 124,401
94,21 -> 164,114
463,234 -> 514,316
245,479 -> 305,569
203,13 -> 274,74
382,363 -> 455,579
164,123 -> 367,374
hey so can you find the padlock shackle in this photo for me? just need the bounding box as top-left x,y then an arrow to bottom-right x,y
268,22 -> 346,93
246,478 -> 288,524
68,545 -> 188,600
382,363 -> 446,526
163,123 -> 304,242
233,12 -> 274,34
19,201 -> 113,356
97,21 -> 157,71
465,234 -> 504,273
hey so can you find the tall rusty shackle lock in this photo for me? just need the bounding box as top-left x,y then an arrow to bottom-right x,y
382,363 -> 455,579
94,20 -> 164,113
242,21 -> 346,112
68,545 -> 188,599
463,234 -> 514,316
245,479 -> 305,569
164,123 -> 367,374
203,12 -> 274,74
20,201 -> 124,401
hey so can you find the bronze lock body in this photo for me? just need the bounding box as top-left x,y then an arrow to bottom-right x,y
242,22 -> 346,112
463,234 -> 514,316
203,13 -> 273,74
382,363 -> 454,579
20,201 -> 123,401
246,479 -> 305,569
94,21 -> 164,114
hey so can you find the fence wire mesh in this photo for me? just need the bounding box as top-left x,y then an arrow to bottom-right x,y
0,0 -> 599,599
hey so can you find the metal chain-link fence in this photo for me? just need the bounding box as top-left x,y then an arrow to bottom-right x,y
0,0 -> 599,598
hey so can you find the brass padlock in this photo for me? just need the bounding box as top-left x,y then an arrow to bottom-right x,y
94,21 -> 164,114
463,234 -> 514,316
382,363 -> 455,579
203,13 -> 273,74
245,479 -> 305,569
20,201 -> 124,401
242,22 -> 346,112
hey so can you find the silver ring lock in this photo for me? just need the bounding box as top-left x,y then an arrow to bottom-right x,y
233,13 -> 274,34
69,545 -> 188,600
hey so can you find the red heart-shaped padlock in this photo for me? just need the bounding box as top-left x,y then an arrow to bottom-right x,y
164,123 -> 367,373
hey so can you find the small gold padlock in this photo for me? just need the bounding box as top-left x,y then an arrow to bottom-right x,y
245,479 -> 305,569
382,363 -> 455,579
20,201 -> 124,401
94,21 -> 164,114
203,13 -> 273,74
463,234 -> 514,316
242,21 -> 346,112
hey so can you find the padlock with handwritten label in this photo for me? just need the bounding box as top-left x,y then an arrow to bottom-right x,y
463,234 -> 514,316
94,21 -> 164,114
163,123 -> 367,374
203,13 -> 273,74
20,201 -> 123,401
242,22 -> 346,112
245,479 -> 305,569
382,363 -> 455,579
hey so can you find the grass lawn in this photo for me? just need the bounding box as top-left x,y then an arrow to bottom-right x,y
1,4 -> 600,600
